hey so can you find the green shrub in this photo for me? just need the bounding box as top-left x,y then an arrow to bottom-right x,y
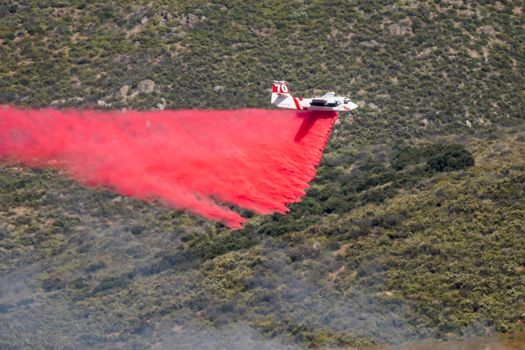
392,144 -> 474,173
42,277 -> 66,292
86,261 -> 107,273
92,276 -> 131,294
427,145 -> 475,172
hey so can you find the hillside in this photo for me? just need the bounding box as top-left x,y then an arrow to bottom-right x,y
0,1 -> 524,349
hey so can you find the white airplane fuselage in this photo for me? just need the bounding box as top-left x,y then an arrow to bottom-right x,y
271,81 -> 358,112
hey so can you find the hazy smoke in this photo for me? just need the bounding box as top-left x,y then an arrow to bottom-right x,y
150,322 -> 302,350
0,106 -> 336,228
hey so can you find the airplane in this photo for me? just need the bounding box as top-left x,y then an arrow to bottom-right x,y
271,81 -> 358,112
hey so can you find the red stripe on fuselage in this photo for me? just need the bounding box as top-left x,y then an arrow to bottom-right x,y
292,96 -> 301,110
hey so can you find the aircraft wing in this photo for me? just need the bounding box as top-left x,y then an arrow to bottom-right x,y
311,92 -> 336,104
320,92 -> 336,99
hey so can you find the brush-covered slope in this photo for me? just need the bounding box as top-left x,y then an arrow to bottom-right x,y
1,128 -> 523,349
0,1 -> 524,349
0,1 -> 523,143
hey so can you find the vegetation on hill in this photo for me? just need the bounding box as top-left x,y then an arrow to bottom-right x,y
0,1 -> 523,349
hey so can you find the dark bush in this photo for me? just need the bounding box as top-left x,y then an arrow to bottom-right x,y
157,251 -> 196,270
92,276 -> 131,294
42,277 -> 66,292
427,145 -> 475,172
363,186 -> 398,204
130,225 -> 145,235
71,278 -> 88,290
0,227 -> 7,240
190,231 -> 257,260
392,143 -> 474,172
0,304 -> 11,313
85,261 -> 107,273
392,144 -> 444,170
139,250 -> 198,276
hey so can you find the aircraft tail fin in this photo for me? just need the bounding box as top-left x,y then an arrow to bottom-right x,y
271,80 -> 292,104
272,81 -> 290,95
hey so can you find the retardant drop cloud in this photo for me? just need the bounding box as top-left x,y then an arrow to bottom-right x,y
0,106 -> 337,228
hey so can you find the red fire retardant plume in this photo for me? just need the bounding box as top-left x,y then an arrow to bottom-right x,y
0,106 -> 337,228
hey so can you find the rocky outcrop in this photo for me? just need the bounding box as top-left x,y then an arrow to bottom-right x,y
156,98 -> 166,110
137,79 -> 155,94
477,25 -> 496,36
213,85 -> 225,93
119,85 -> 130,98
388,19 -> 412,36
